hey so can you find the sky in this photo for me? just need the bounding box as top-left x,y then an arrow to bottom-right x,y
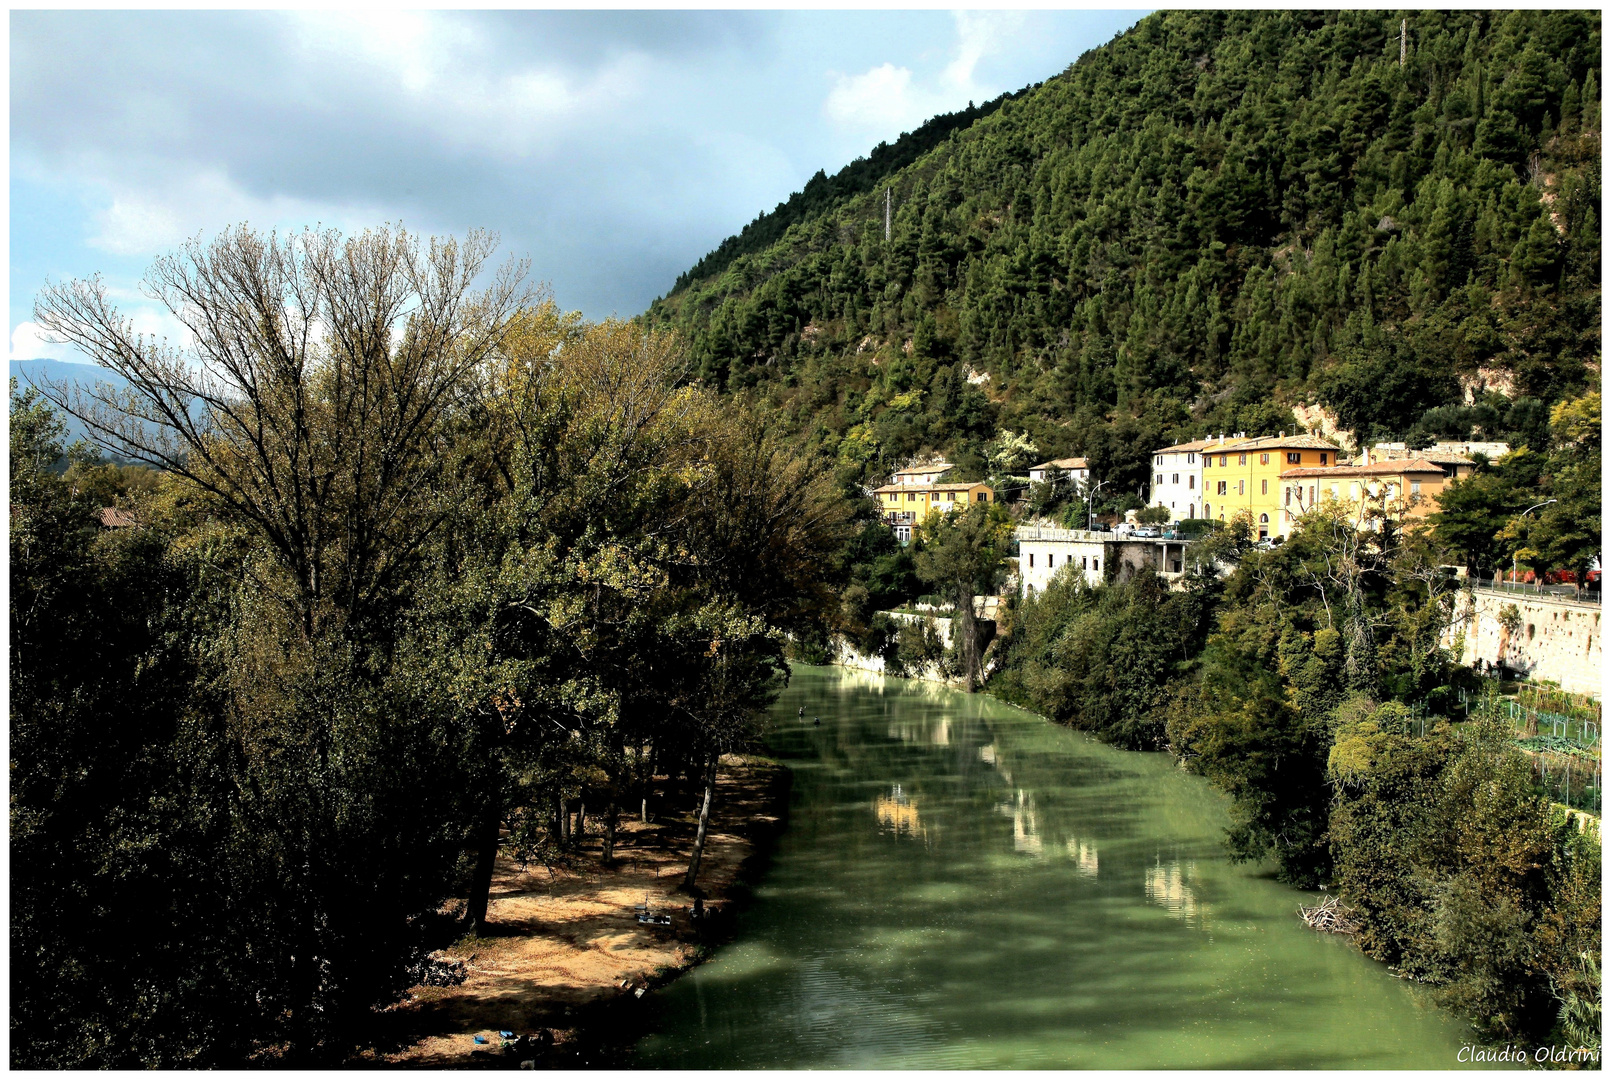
10,9 -> 1146,364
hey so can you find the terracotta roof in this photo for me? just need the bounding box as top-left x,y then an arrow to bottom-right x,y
1029,457 -> 1088,470
1153,438 -> 1218,453
99,506 -> 140,528
891,462 -> 953,475
1418,451 -> 1477,466
1224,433 -> 1343,451
1281,459 -> 1445,480
872,481 -> 989,494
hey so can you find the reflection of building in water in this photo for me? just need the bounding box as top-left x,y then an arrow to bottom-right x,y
996,789 -> 1042,855
888,716 -> 950,746
875,784 -> 926,840
1144,858 -> 1207,926
1066,838 -> 1099,879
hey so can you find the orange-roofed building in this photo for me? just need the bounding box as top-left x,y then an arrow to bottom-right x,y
1279,458 -> 1451,535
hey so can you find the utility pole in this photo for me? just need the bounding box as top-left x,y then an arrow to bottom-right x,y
885,187 -> 892,242
1399,19 -> 1407,68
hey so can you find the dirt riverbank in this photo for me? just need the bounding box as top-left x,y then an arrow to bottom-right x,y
372,755 -> 790,1068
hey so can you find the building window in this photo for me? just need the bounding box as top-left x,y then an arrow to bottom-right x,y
1411,480 -> 1421,495
1187,453 -> 1195,464
1285,487 -> 1292,506
1217,481 -> 1227,495
1320,453 -> 1328,465
1260,453 -> 1269,464
1188,476 -> 1195,490
947,491 -> 956,501
1219,455 -> 1227,467
1028,553 -> 1034,568
1238,480 -> 1245,495
1261,479 -> 1268,494
1172,473 -> 1179,484
1238,454 -> 1247,466
1156,473 -> 1163,486
976,491 -> 986,502
1154,455 -> 1162,465
908,492 -> 916,501
1204,503 -> 1211,517
1093,558 -> 1099,572
1287,452 -> 1300,464
1081,557 -> 1087,570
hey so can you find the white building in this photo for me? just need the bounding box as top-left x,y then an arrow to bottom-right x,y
890,461 -> 954,486
1016,526 -> 1107,594
1027,457 -> 1090,486
1147,438 -> 1216,521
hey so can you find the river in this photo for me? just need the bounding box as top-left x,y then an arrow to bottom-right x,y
632,665 -> 1485,1069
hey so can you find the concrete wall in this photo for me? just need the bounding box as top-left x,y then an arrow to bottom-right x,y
1447,588 -> 1603,697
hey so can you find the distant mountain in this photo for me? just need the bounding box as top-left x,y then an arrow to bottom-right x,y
648,10 -> 1601,500
10,358 -> 144,462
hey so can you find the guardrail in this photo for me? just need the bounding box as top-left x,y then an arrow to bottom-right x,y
1470,579 -> 1601,605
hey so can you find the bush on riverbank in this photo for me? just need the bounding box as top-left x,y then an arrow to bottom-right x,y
1328,697 -> 1601,1047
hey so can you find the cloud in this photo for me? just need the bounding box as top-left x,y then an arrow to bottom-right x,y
11,10 -> 1145,322
85,170 -> 399,257
822,11 -> 1026,143
10,320 -> 78,362
825,63 -> 921,132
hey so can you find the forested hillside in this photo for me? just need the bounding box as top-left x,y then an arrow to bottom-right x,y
648,10 -> 1600,502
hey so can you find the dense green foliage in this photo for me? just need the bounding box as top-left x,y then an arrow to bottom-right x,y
672,91 -> 1028,293
651,10 -> 1599,509
11,230 -> 847,1066
1430,390 -> 1601,581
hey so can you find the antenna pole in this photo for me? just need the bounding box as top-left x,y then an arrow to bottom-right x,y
1400,19 -> 1406,68
885,188 -> 892,242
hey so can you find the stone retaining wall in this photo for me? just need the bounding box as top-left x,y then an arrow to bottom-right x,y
1447,589 -> 1602,697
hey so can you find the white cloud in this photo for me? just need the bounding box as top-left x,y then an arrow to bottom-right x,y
946,11 -> 1025,94
825,62 -> 921,132
86,169 -> 402,260
823,11 -> 1028,142
10,320 -> 79,362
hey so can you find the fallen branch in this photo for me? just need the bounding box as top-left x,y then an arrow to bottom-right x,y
1299,894 -> 1360,935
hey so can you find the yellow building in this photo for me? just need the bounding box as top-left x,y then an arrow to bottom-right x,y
1200,434 -> 1342,540
873,480 -> 994,543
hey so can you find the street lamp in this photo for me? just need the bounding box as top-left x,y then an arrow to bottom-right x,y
1512,499 -> 1557,593
1086,479 -> 1108,531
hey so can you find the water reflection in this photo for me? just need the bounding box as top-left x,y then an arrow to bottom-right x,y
635,666 -> 1484,1070
875,784 -> 926,842
1144,857 -> 1208,928
1067,838 -> 1099,879
1000,789 -> 1042,855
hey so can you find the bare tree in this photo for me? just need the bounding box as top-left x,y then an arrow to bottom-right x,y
33,224 -> 531,637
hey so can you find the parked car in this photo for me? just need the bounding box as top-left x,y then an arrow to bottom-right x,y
1086,521 -> 1111,532
1134,526 -> 1162,539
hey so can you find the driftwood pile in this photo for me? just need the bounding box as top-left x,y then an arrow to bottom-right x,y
1299,894 -> 1359,935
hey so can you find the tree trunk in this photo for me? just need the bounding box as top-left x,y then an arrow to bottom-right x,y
575,801 -> 586,840
464,806 -> 500,932
956,581 -> 978,692
682,755 -> 718,891
558,794 -> 570,846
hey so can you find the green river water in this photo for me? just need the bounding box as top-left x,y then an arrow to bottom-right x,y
632,665 -> 1487,1069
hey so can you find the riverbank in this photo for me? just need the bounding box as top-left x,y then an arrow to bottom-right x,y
372,755 -> 790,1068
